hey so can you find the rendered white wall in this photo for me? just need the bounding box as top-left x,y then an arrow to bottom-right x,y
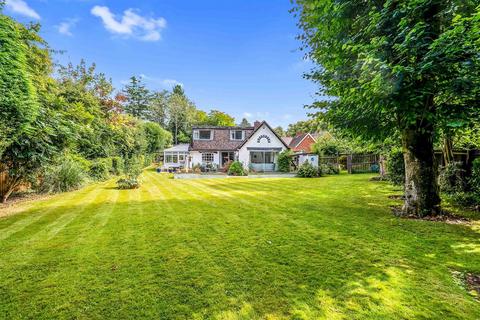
190,151 -> 220,167
238,124 -> 287,168
299,154 -> 319,168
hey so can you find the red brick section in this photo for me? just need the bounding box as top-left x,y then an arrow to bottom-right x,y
291,134 -> 316,153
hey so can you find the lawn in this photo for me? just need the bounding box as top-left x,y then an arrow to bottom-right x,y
1,170 -> 479,319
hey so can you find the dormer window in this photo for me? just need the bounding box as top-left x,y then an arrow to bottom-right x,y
230,130 -> 244,141
193,130 -> 213,140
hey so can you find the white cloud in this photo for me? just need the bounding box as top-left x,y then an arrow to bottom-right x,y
5,0 -> 40,19
137,74 -> 183,89
161,79 -> 183,88
255,111 -> 270,118
91,6 -> 166,41
56,19 -> 78,36
243,112 -> 252,118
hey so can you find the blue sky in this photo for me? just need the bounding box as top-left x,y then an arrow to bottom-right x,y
4,0 -> 317,128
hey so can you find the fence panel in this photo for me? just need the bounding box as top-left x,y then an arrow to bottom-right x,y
347,154 -> 379,174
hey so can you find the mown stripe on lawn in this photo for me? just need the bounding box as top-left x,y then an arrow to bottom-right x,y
0,181 -> 109,243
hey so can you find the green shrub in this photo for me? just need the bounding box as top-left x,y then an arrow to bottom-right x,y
438,162 -> 466,194
69,153 -> 91,171
445,191 -> 480,207
143,153 -> 155,167
38,157 -> 87,193
386,149 -> 405,185
116,156 -> 143,189
321,163 -> 339,175
277,150 -> 292,172
89,158 -> 111,180
116,178 -> 140,189
228,161 -> 247,176
124,156 -> 143,179
111,156 -> 124,175
297,161 -> 319,178
469,158 -> 480,194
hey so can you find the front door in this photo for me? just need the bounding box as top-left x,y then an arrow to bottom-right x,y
221,152 -> 235,167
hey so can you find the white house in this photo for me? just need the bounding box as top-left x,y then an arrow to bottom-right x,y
163,121 -> 289,172
236,122 -> 289,171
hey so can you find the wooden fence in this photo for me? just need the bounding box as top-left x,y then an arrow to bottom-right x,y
319,149 -> 479,175
346,154 -> 380,174
0,170 -> 7,197
316,153 -> 380,174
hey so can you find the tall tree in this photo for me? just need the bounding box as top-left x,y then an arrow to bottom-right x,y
238,118 -> 251,127
143,122 -> 172,154
122,76 -> 151,119
148,90 -> 169,127
167,88 -> 195,144
0,14 -> 69,202
274,126 -> 286,137
0,13 -> 38,157
206,110 -> 235,126
286,119 -> 326,136
294,0 -> 480,216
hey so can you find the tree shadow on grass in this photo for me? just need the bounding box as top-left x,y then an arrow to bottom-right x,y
1,191 -> 480,319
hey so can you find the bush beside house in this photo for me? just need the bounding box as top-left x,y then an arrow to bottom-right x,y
277,150 -> 292,172
228,161 -> 247,176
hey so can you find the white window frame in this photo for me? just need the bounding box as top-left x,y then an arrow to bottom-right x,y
230,130 -> 244,141
202,153 -> 214,163
194,129 -> 213,140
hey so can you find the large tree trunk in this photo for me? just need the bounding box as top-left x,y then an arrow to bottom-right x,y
401,127 -> 441,217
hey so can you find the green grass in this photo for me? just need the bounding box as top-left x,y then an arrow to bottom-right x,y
1,170 -> 479,319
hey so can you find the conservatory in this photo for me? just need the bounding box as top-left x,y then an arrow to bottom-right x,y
163,144 -> 190,170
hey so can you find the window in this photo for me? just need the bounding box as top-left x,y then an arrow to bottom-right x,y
202,153 -> 214,163
250,151 -> 274,163
230,130 -> 244,140
194,130 -> 212,140
179,154 -> 185,161
165,154 -> 178,163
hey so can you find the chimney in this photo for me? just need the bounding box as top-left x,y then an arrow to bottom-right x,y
254,120 -> 261,129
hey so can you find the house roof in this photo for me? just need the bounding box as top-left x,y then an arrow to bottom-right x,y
288,133 -> 317,149
190,127 -> 255,151
282,136 -> 293,146
164,144 -> 190,152
237,121 -> 290,150
190,121 -> 289,152
192,125 -> 254,130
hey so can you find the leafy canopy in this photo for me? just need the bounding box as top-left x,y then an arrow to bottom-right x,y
294,0 -> 480,141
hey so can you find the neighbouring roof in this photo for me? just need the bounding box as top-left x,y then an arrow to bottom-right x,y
282,136 -> 293,146
164,144 -> 190,152
289,133 -> 310,148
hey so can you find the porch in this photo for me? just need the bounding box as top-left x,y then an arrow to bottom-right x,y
248,148 -> 282,172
